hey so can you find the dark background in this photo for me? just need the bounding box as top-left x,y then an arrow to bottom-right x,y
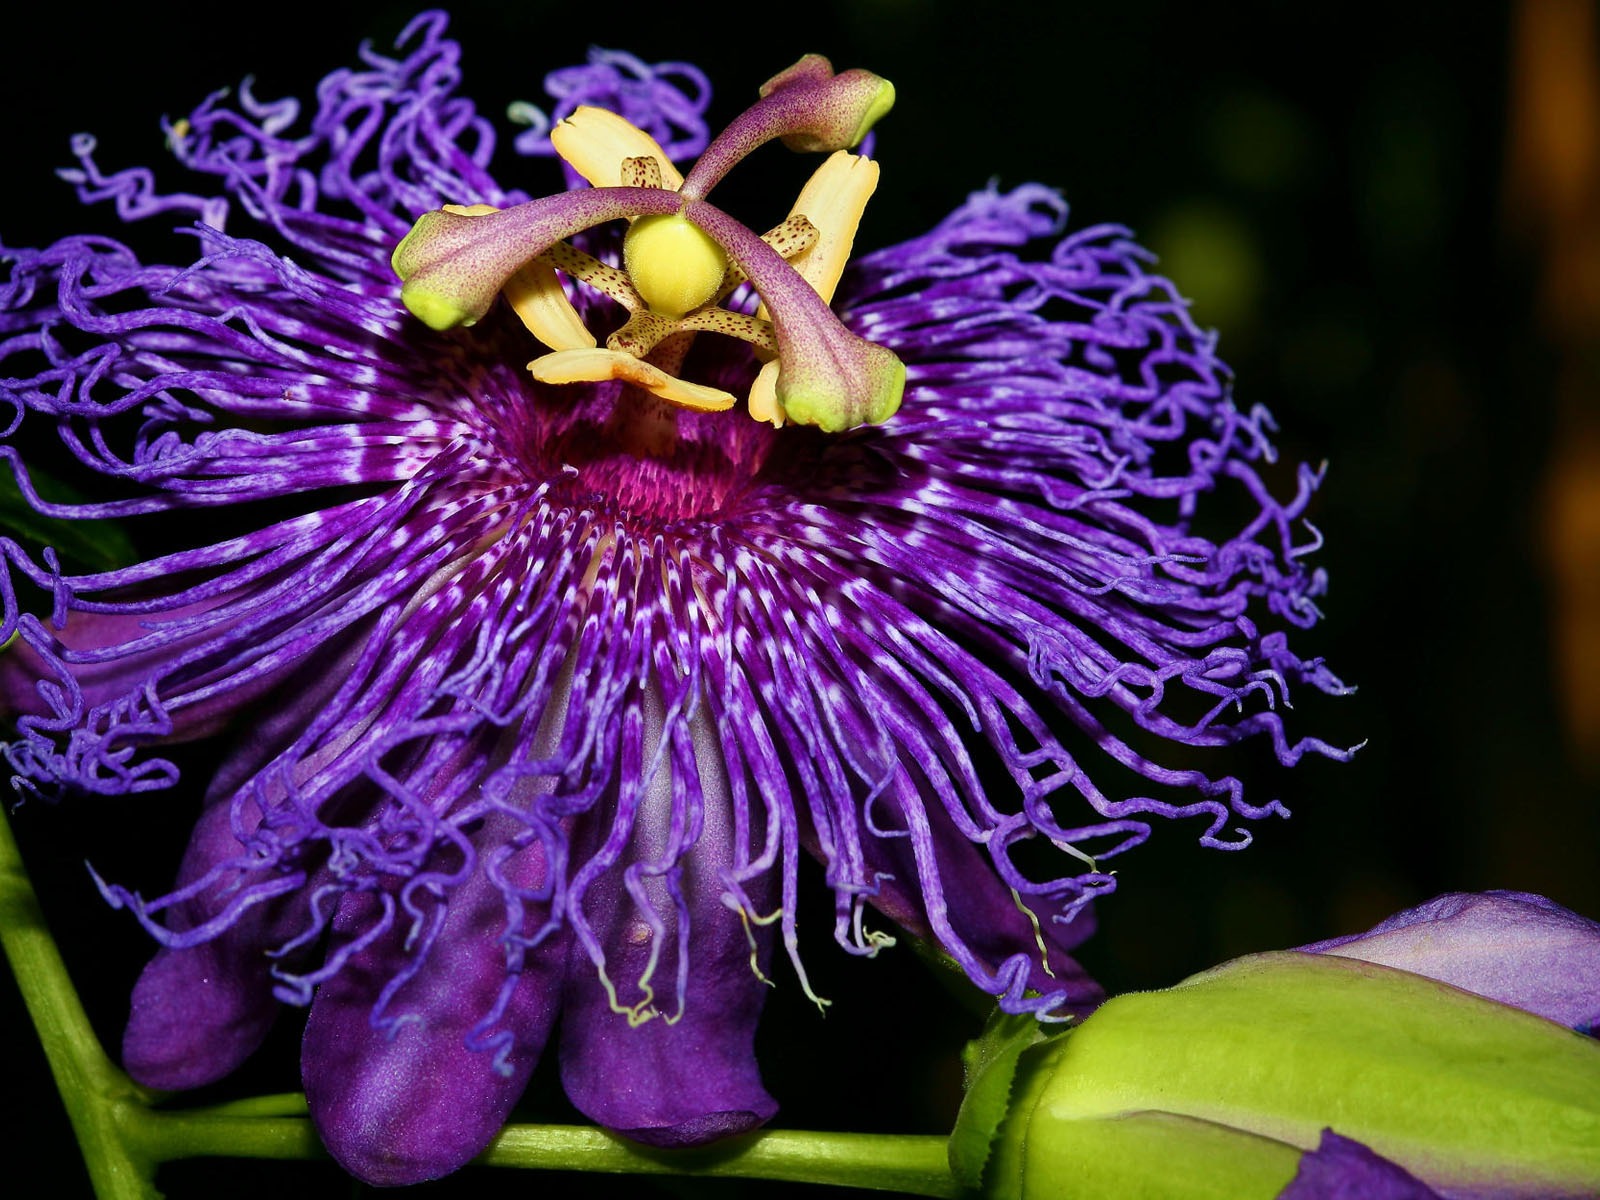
3,1 -> 1596,1196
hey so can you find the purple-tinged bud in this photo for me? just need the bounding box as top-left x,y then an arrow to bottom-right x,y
950,951 -> 1600,1199
1300,890 -> 1600,1034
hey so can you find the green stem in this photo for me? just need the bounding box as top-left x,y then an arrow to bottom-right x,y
125,1107 -> 325,1165
139,1106 -> 960,1198
482,1126 -> 962,1196
0,807 -> 159,1199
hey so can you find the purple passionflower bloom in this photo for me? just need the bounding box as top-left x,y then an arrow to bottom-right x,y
1,14 -> 1349,1186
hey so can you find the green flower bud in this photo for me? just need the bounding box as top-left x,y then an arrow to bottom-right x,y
951,951 -> 1600,1199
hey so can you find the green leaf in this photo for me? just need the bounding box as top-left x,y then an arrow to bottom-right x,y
0,467 -> 136,575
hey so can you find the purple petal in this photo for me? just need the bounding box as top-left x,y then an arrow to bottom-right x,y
558,908 -> 778,1147
1301,891 -> 1600,1033
122,796 -> 291,1088
120,642 -> 379,1088
1279,1130 -> 1444,1200
302,831 -> 567,1186
558,702 -> 778,1148
1,601 -> 298,744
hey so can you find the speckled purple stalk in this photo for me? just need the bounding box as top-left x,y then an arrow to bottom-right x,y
394,186 -> 681,327
684,196 -> 903,429
678,56 -> 888,200
1,13 -> 1350,1185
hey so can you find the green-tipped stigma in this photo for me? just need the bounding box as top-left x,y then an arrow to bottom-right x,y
849,78 -> 896,149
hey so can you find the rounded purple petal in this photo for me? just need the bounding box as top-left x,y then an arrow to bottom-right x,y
303,831 -> 567,1186
1301,891 -> 1600,1033
122,800 -> 290,1088
557,697 -> 778,1146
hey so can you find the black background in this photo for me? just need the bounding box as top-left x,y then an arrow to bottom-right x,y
3,2 -> 1596,1196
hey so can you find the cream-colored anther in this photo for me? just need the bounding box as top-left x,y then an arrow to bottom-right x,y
529,347 -> 736,412
441,204 -> 593,349
746,359 -> 785,427
551,107 -> 685,190
504,261 -> 596,350
758,151 -> 879,319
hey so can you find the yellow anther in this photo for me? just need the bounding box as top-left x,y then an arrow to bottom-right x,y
760,151 -> 879,319
503,261 -> 596,351
623,214 -> 728,319
550,106 -> 685,190
746,359 -> 785,427
529,347 -> 736,412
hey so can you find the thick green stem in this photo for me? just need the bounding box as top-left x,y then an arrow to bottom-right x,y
482,1126 -> 962,1196
135,1105 -> 960,1197
0,807 -> 159,1199
125,1107 -> 325,1165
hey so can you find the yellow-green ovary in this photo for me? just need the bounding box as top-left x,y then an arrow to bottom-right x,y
623,214 -> 729,318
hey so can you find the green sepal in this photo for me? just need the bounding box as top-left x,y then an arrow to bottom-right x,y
948,1009 -> 1049,1190
987,1103 -> 1302,1200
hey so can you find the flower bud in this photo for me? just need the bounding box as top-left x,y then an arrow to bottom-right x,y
951,951 -> 1600,1199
